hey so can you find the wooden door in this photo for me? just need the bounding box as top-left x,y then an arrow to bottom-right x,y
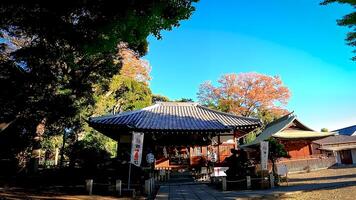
340,150 -> 353,164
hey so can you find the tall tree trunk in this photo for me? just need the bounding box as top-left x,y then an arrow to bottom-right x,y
60,129 -> 66,168
54,147 -> 59,166
271,158 -> 276,176
29,118 -> 46,173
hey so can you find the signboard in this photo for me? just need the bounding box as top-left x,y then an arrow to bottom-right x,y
201,167 -> 208,174
211,167 -> 228,177
277,164 -> 288,176
130,132 -> 144,167
260,141 -> 269,171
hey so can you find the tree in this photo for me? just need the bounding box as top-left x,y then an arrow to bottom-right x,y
175,98 -> 194,102
66,40 -> 155,165
152,94 -> 170,103
78,70 -> 152,156
93,75 -> 152,115
117,42 -> 151,84
245,127 -> 262,144
0,0 -> 197,171
321,0 -> 356,60
267,138 -> 289,179
197,72 -> 291,124
321,128 -> 329,132
70,73 -> 153,161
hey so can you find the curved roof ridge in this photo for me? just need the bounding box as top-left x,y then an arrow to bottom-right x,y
196,105 -> 261,122
292,118 -> 315,131
156,101 -> 199,106
90,104 -> 159,121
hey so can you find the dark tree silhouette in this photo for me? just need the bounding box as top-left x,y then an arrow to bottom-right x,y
0,0 -> 197,172
321,0 -> 356,60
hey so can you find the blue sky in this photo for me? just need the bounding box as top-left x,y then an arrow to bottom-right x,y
144,0 -> 356,131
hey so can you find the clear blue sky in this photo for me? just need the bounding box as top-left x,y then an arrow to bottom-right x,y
144,0 -> 356,131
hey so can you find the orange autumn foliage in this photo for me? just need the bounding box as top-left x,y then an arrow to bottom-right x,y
116,43 -> 151,84
197,72 -> 291,118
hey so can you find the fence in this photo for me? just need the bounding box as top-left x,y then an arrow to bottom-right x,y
84,178 -> 157,198
221,174 -> 275,191
278,156 -> 336,173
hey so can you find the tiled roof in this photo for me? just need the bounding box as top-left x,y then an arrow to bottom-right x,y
313,135 -> 356,145
332,125 -> 356,136
242,113 -> 334,147
89,102 -> 261,132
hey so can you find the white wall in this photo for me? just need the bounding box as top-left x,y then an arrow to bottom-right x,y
351,149 -> 356,164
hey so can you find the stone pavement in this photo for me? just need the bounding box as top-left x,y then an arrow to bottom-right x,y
155,180 -> 356,200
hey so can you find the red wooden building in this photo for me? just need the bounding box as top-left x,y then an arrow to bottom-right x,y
242,113 -> 335,172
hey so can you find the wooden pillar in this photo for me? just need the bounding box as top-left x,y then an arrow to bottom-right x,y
270,174 -> 275,188
116,136 -> 121,159
150,178 -> 155,194
222,176 -> 227,191
145,179 -> 151,195
116,179 -> 122,196
246,176 -> 251,189
232,130 -> 237,149
217,133 -> 221,163
85,179 -> 93,195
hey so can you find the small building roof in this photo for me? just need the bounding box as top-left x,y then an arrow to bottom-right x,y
313,135 -> 356,146
332,125 -> 356,136
89,102 -> 261,134
274,129 -> 334,139
242,113 -> 334,147
318,144 -> 356,151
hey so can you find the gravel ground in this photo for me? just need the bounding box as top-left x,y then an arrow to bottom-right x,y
278,166 -> 356,200
281,185 -> 356,200
282,166 -> 356,186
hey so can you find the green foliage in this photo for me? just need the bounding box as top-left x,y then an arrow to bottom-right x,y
0,0 -> 197,169
68,134 -> 112,169
152,94 -> 170,103
267,138 -> 289,176
245,128 -> 261,144
0,0 -> 197,126
77,74 -> 152,158
41,135 -> 62,154
94,75 -> 152,115
267,138 -> 288,161
321,0 -> 356,60
321,128 -> 329,132
175,98 -> 194,102
256,108 -> 285,125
